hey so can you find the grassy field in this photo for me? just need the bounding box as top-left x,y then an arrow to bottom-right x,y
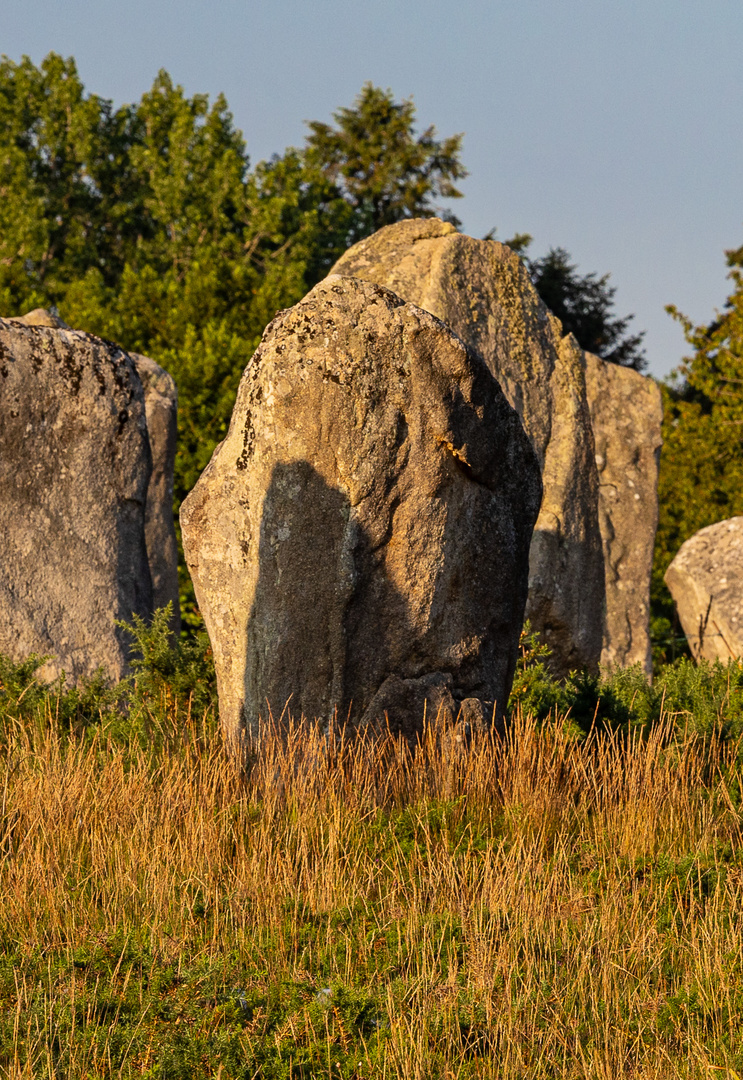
2,640 -> 743,1080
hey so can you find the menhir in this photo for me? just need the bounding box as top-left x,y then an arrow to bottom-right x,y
181,276 -> 542,744
0,310 -> 179,683
665,517 -> 743,662
330,217 -> 662,676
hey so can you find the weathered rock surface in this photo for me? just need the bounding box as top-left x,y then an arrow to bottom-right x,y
16,308 -> 71,329
0,317 -> 153,682
664,518 -> 743,662
5,311 -> 181,637
181,276 -> 542,742
330,218 -> 604,673
584,354 -> 662,673
360,672 -> 457,741
129,353 -> 180,635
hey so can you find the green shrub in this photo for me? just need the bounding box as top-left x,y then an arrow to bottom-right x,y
115,603 -> 219,749
0,651 -> 123,738
508,621 -> 743,745
118,603 -> 217,718
0,605 -> 218,748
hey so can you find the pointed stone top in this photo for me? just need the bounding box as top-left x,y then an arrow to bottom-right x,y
13,308 -> 71,329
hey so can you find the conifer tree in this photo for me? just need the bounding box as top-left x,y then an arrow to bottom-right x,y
305,82 -> 467,239
528,246 -> 646,370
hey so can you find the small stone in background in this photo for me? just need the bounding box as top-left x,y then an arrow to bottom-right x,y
130,354 -> 180,637
665,517 -> 743,662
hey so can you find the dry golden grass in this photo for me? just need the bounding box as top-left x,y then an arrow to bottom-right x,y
1,705 -> 743,1077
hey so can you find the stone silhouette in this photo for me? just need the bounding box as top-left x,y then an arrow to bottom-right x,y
181,276 -> 542,742
329,218 -> 604,674
0,310 -> 180,680
665,517 -> 743,662
584,354 -> 662,673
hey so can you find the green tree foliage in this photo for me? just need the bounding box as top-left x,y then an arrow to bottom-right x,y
651,242 -> 743,659
61,71 -> 267,504
528,246 -> 647,370
512,621 -> 743,743
305,82 -> 467,238
0,55 -> 466,628
0,53 -> 142,312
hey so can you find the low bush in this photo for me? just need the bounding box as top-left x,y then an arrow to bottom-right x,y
511,620 -> 743,744
3,616 -> 743,1075
0,604 -> 217,751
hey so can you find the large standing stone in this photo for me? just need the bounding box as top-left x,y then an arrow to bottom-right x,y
5,311 -> 181,637
0,316 -> 153,682
329,218 -> 604,674
664,518 -> 743,662
181,276 -> 542,743
584,354 -> 662,673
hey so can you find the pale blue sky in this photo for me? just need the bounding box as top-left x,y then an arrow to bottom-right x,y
4,0 -> 742,377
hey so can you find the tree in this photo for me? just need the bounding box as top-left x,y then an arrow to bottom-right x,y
527,246 -> 646,370
57,72 -> 261,497
0,53 -> 142,313
305,83 -> 467,240
651,241 -> 743,660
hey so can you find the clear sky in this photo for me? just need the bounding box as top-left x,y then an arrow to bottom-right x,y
4,0 -> 742,378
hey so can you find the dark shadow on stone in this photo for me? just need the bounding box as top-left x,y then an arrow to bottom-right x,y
526,527 -> 606,676
113,425 -> 153,663
245,460 -> 474,743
